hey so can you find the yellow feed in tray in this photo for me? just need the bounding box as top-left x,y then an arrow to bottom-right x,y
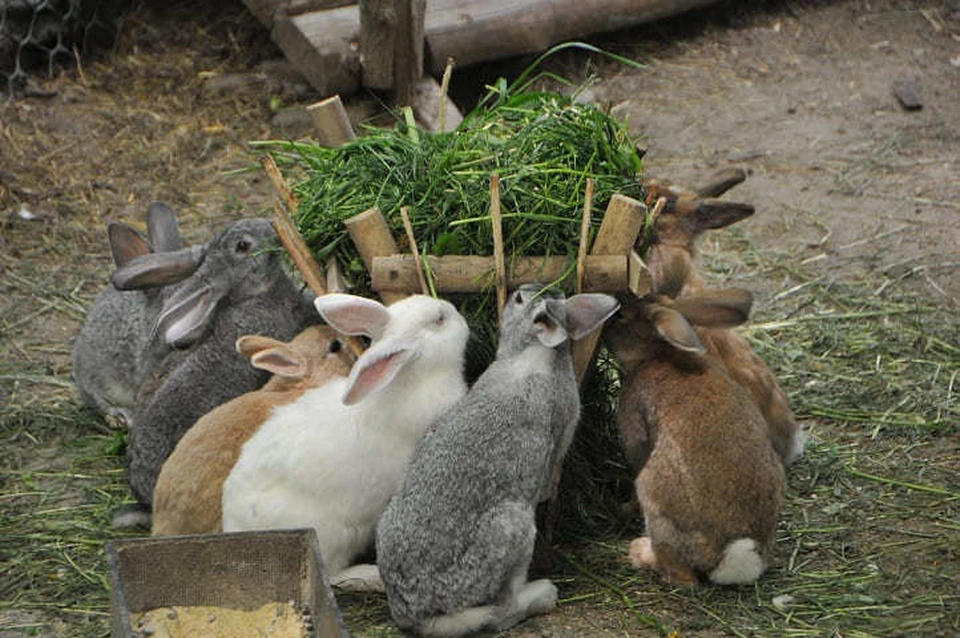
132,601 -> 310,638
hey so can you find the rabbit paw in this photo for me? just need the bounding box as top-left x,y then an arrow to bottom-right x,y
332,564 -> 384,592
628,536 -> 657,569
520,579 -> 558,616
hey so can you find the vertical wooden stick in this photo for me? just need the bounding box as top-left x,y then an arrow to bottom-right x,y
572,194 -> 647,382
399,206 -> 429,295
260,155 -> 299,213
489,175 -> 506,319
575,178 -> 594,294
438,57 -> 455,133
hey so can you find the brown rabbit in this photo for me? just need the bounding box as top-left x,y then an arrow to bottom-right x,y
604,289 -> 785,586
641,169 -> 804,465
151,325 -> 355,536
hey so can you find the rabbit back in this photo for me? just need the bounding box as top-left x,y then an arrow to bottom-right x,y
151,390 -> 282,535
223,369 -> 467,576
378,365 -> 563,626
627,358 -> 785,583
127,285 -> 314,506
697,327 -> 804,464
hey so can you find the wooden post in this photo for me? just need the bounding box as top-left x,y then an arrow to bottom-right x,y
393,0 -> 426,107
306,95 -> 357,147
344,207 -> 408,305
575,179 -> 594,294
358,0 -> 396,89
489,175 -> 506,318
371,254 -> 626,293
571,194 -> 647,381
399,206 -> 429,295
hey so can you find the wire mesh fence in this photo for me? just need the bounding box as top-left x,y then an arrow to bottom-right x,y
1,0 -> 128,93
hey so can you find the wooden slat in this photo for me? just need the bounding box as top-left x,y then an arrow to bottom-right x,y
371,254 -> 627,293
260,0 -> 721,96
271,5 -> 362,97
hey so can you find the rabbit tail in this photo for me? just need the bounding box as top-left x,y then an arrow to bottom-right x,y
708,538 -> 766,585
417,577 -> 557,638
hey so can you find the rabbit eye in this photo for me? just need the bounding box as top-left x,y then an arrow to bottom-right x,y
328,340 -> 342,354
514,291 -> 523,304
235,238 -> 252,253
434,312 -> 445,327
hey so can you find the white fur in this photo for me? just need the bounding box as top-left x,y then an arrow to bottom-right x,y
708,538 -> 765,585
784,426 -> 808,465
221,295 -> 468,579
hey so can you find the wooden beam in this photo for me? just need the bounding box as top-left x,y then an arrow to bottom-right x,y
572,193 -> 646,381
263,0 -> 722,96
393,0 -> 427,107
359,0 -> 396,89
271,5 -> 361,97
371,254 -> 626,293
423,0 -> 720,74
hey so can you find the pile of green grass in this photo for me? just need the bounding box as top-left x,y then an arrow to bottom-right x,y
268,80 -> 646,376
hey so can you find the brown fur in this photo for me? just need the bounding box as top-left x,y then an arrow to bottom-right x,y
151,325 -> 354,536
640,176 -> 802,465
606,292 -> 785,585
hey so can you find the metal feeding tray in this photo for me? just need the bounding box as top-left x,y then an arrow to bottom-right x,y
105,528 -> 349,638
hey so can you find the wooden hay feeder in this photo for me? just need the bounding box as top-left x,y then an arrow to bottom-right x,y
105,529 -> 349,638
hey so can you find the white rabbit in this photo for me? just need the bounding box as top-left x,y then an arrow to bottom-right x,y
221,293 -> 470,587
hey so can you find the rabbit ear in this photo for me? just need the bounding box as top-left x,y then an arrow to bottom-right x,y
690,200 -> 754,232
235,335 -> 285,360
155,286 -> 219,348
562,294 -> 621,341
341,340 -> 413,405
146,202 -> 183,252
111,245 -> 204,290
674,288 -> 753,328
314,294 -> 390,339
533,300 -> 570,348
249,345 -> 308,379
107,223 -> 151,267
650,306 -> 705,354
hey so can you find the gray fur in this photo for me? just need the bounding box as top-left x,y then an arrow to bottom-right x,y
377,285 -> 618,636
71,203 -> 190,428
123,217 -> 318,507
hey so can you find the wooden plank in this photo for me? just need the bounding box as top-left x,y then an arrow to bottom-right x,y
264,0 -> 721,96
271,5 -> 362,97
359,0 -> 396,89
371,254 -> 627,293
393,0 -> 427,106
242,0 -> 286,29
571,193 -> 646,381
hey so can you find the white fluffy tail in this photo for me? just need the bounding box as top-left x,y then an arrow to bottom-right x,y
709,538 -> 765,585
785,427 -> 808,465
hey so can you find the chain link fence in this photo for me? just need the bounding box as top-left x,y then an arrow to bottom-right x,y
1,0 -> 128,93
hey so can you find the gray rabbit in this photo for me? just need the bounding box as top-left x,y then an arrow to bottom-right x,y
72,202 -> 198,429
112,216 -> 318,513
376,284 -> 619,637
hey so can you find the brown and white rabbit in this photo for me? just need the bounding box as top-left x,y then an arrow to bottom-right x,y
151,325 -> 355,536
641,169 -> 804,465
604,288 -> 785,586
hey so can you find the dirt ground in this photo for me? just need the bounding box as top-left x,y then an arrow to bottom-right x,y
1,0 -> 958,636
